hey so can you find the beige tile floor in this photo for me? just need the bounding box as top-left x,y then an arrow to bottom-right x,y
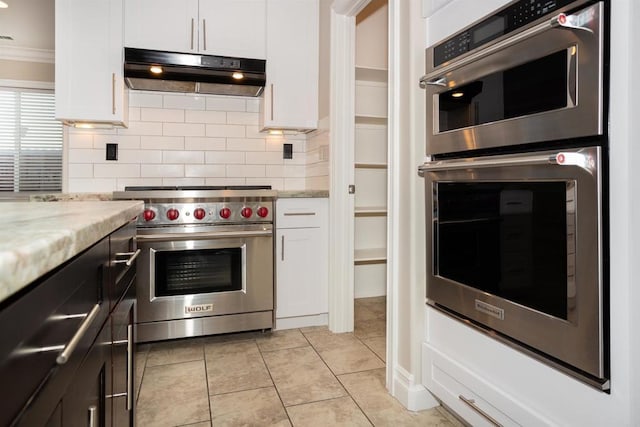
134,297 -> 463,427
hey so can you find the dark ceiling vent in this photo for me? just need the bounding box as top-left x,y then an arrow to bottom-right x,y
0,35 -> 14,40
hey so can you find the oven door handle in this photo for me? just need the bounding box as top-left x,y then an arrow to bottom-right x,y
418,151 -> 596,176
137,229 -> 273,241
420,4 -> 598,84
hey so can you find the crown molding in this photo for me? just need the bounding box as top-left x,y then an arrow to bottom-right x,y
0,46 -> 55,64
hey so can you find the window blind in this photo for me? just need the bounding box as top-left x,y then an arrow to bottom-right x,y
0,88 -> 63,192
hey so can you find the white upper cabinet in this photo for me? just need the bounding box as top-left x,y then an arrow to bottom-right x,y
199,1 -> 266,59
124,0 -> 266,59
260,0 -> 319,132
55,0 -> 128,126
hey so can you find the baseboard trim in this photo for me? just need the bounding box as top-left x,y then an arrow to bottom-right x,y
275,313 -> 329,330
393,365 -> 440,411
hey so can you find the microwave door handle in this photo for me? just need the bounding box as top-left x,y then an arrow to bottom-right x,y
421,7 -> 596,82
419,76 -> 447,89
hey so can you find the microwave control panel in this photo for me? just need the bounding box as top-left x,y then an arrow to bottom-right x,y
433,0 -> 585,67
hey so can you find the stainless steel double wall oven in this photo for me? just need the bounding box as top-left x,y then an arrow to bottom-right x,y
114,186 -> 275,343
419,0 -> 609,390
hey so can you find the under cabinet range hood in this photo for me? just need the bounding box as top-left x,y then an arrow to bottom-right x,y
124,48 -> 266,96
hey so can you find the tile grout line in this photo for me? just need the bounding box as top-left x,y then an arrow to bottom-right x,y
298,328 -> 377,424
201,342 -> 214,427
255,335 -> 295,426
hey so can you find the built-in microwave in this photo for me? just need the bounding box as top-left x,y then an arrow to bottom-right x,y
420,0 -> 605,156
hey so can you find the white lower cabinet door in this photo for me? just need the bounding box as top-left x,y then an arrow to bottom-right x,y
276,227 -> 328,319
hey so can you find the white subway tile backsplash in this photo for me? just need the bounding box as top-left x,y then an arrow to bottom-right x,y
246,151 -> 284,165
205,177 -> 247,186
185,137 -> 226,151
141,164 -> 184,177
205,151 -> 245,164
141,136 -> 185,150
284,178 -> 306,190
116,178 -> 163,190
68,163 -> 93,178
226,164 -> 266,178
118,121 -> 163,136
266,165 -> 306,178
68,133 -> 94,149
68,149 -> 104,164
246,99 -> 261,113
163,94 -> 206,110
246,177 -> 284,189
226,138 -> 266,152
205,124 -> 245,138
64,94 -> 329,192
206,97 -> 246,112
185,164 -> 226,178
118,149 -> 162,164
94,164 -> 141,178
129,92 -> 163,108
227,112 -> 259,125
162,150 -> 204,164
185,110 -> 227,124
141,108 -> 185,123
245,126 -> 265,139
162,177 -> 205,186
128,107 -> 141,122
93,135 -> 141,150
163,123 -> 206,137
68,178 -> 117,192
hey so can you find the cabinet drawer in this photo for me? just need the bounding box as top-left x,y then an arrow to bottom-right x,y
276,198 -> 327,229
423,343 -> 550,427
109,220 -> 137,308
0,238 -> 109,426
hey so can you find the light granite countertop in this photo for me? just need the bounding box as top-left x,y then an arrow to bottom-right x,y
277,190 -> 329,198
0,201 -> 144,304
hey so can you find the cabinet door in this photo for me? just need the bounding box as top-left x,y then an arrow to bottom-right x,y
276,227 -> 328,318
199,0 -> 266,58
112,296 -> 135,427
62,323 -> 112,427
261,0 -> 318,131
124,0 -> 198,52
55,0 -> 128,126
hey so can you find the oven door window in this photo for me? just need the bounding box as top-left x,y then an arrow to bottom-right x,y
153,247 -> 243,296
438,49 -> 572,132
434,181 -> 575,321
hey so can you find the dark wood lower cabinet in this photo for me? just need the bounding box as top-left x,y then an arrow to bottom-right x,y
0,220 -> 137,427
62,323 -> 112,427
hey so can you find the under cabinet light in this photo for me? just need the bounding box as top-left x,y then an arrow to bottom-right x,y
149,66 -> 163,74
232,72 -> 244,80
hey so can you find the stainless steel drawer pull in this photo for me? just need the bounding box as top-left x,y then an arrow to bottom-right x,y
114,249 -> 141,266
202,19 -> 207,51
191,18 -> 195,50
458,395 -> 503,427
127,323 -> 133,411
88,405 -> 97,427
283,212 -> 316,216
281,235 -> 285,261
57,303 -> 101,365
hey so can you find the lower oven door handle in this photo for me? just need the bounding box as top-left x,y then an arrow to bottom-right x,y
137,229 -> 273,241
417,151 -> 597,176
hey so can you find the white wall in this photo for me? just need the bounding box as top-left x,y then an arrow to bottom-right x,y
415,0 -> 640,424
356,0 -> 388,69
66,91 -> 318,192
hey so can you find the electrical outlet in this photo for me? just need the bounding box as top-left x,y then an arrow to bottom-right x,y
283,143 -> 293,159
106,143 -> 118,161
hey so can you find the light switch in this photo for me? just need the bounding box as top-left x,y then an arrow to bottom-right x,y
106,143 -> 118,161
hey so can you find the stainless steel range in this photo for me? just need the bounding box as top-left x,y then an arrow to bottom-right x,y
113,186 -> 276,343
